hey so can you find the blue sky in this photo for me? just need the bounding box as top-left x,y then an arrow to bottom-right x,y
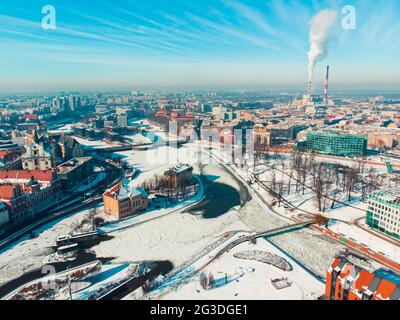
0,0 -> 399,92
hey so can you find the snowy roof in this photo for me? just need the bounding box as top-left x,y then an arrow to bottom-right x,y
105,180 -> 148,200
168,163 -> 193,174
369,188 -> 400,205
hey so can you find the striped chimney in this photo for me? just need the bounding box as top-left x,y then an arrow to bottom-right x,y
307,80 -> 312,98
324,65 -> 329,103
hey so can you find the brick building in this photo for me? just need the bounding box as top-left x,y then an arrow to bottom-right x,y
0,169 -> 61,224
103,181 -> 148,220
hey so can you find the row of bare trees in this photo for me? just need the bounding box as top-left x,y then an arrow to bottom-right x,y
257,149 -> 387,212
140,174 -> 199,203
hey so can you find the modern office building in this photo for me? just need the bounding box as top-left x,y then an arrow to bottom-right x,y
326,258 -> 400,300
304,131 -> 367,157
117,114 -> 128,128
366,188 -> 400,240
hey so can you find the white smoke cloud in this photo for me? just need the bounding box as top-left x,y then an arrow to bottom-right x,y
307,9 -> 337,82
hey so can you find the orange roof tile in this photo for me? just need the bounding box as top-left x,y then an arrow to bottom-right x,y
373,279 -> 398,300
0,170 -> 53,181
0,185 -> 15,200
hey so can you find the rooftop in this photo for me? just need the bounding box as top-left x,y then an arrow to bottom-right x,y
0,170 -> 54,182
167,163 -> 193,174
57,157 -> 92,173
104,180 -> 148,200
369,188 -> 400,205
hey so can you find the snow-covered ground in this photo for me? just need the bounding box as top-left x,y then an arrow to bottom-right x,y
92,163 -> 243,267
73,171 -> 107,193
72,136 -> 116,149
1,120 -> 391,300
209,147 -> 397,270
47,123 -> 75,134
125,133 -> 153,145
0,207 -> 94,285
72,262 -> 135,300
328,220 -> 400,262
154,231 -> 324,300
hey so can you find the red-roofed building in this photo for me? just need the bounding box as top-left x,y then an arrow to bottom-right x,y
21,114 -> 39,121
103,180 -> 148,220
326,258 -> 400,300
0,169 -> 61,225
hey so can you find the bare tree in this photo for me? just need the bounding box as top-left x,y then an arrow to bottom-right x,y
312,164 -> 325,212
199,272 -> 208,290
208,273 -> 215,289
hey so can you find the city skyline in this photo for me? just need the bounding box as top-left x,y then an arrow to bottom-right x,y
1,0 -> 400,92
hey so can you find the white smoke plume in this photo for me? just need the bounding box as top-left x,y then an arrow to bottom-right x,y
307,9 -> 337,82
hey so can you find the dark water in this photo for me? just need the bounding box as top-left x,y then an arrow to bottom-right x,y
99,260 -> 174,300
0,233 -> 114,299
186,167 -> 251,219
0,250 -> 113,298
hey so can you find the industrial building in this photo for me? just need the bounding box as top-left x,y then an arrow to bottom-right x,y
326,258 -> 400,300
366,188 -> 400,240
304,131 -> 367,157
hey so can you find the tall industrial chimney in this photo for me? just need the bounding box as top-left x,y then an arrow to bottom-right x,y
307,80 -> 312,99
323,65 -> 329,104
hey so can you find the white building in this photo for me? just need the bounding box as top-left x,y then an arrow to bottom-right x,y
22,143 -> 52,170
366,188 -> 400,240
117,114 -> 128,127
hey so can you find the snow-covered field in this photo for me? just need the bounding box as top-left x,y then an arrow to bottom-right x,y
328,220 -> 400,262
92,163 -> 243,267
72,136 -> 116,149
209,148 -> 397,270
156,233 -> 324,300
